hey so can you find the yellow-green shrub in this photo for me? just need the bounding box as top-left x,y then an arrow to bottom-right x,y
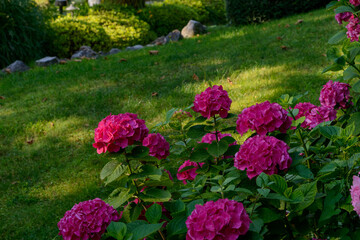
51,12 -> 155,57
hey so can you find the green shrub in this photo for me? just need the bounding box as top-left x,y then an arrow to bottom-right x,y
225,0 -> 329,25
138,3 -> 199,36
51,12 -> 155,57
0,0 -> 54,68
164,0 -> 226,25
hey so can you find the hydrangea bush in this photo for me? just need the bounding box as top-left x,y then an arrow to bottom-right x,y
57,2 -> 360,238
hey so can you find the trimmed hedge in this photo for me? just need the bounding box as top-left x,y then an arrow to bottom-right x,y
51,12 -> 155,57
164,0 -> 226,25
139,3 -> 200,36
225,0 -> 329,25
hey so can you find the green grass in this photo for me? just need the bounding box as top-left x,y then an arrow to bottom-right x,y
0,8 -> 341,239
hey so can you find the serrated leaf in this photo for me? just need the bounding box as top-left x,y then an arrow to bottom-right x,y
319,188 -> 342,224
130,146 -> 150,159
186,199 -> 204,216
328,29 -> 347,45
166,216 -> 187,237
146,203 -> 162,224
348,112 -> 360,135
207,140 -> 228,157
139,188 -> 171,202
295,181 -> 317,211
319,126 -> 341,139
107,222 -> 127,239
256,173 -> 269,188
296,165 -> 314,179
257,208 -> 281,223
131,165 -> 162,181
257,188 -> 270,197
107,190 -> 133,209
190,148 -> 211,162
268,175 -> 287,194
187,125 -> 208,138
100,160 -> 120,180
127,221 -> 164,240
105,164 -> 128,185
334,6 -> 354,14
343,66 -> 360,81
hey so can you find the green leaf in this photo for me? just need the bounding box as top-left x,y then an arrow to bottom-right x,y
146,203 -> 162,224
131,165 -> 162,181
319,189 -> 342,224
249,219 -> 264,233
207,140 -> 228,157
268,175 -> 287,194
127,221 -> 164,240
187,199 -> 204,216
107,190 -> 134,209
295,181 -> 317,211
347,153 -> 360,168
327,47 -> 342,61
164,200 -> 186,216
165,108 -> 178,124
334,6 -> 354,14
166,216 -> 187,237
104,164 -> 128,185
328,29 -> 347,45
256,173 -> 269,188
296,165 -> 314,179
343,66 -> 360,81
235,188 -> 254,195
129,146 -> 150,159
322,63 -> 344,73
257,188 -> 270,197
219,136 -> 236,144
349,47 -> 360,62
190,148 -> 211,162
107,222 -> 127,240
224,145 -> 240,156
348,112 -> 360,135
257,208 -> 281,223
101,160 -> 120,180
353,80 -> 360,93
187,125 -> 208,138
139,188 -> 171,202
319,126 -> 341,139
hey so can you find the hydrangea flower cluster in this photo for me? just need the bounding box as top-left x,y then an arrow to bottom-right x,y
93,113 -> 149,154
186,199 -> 251,240
303,106 -> 337,129
173,109 -> 193,120
319,80 -> 352,109
350,0 -> 360,6
346,16 -> 360,42
177,160 -> 204,184
291,102 -> 317,128
192,85 -> 232,119
58,198 -> 120,240
234,135 -> 292,179
335,12 -> 352,25
142,133 -> 170,160
351,175 -> 360,216
236,101 -> 292,136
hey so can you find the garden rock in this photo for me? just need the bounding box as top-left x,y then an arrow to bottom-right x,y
36,56 -> 59,67
181,20 -> 207,38
71,46 -> 98,59
166,30 -> 183,42
108,48 -> 121,55
3,60 -> 30,73
152,36 -> 167,45
126,45 -> 144,51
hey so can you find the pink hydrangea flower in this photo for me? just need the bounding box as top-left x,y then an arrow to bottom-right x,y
335,12 -> 352,24
186,199 -> 251,240
58,198 -> 120,240
177,160 -> 204,184
290,102 -> 317,129
236,101 -> 292,136
192,85 -> 232,119
93,113 -> 149,154
351,175 -> 360,216
350,0 -> 360,6
234,135 -> 292,179
319,80 -> 352,109
200,132 -> 237,158
142,133 -> 170,160
346,16 -> 360,42
303,106 -> 337,129
174,109 -> 193,119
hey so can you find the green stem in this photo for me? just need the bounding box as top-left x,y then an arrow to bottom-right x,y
297,128 -> 310,168
213,115 -> 219,142
284,209 -> 295,240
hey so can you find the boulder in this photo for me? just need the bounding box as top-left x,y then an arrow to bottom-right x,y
36,56 -> 59,67
126,45 -> 144,51
3,60 -> 30,73
108,48 -> 121,55
166,30 -> 183,42
71,46 -> 98,59
152,36 -> 167,45
146,44 -> 156,47
181,20 -> 207,38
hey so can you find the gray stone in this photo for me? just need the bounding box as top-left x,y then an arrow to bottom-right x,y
71,46 -> 98,59
36,56 -> 59,67
181,20 -> 207,38
151,36 -> 167,45
3,60 -> 30,73
166,29 -> 183,42
146,44 -> 155,47
126,45 -> 144,51
108,48 -> 121,55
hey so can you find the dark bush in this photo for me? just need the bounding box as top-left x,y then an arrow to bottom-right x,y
164,0 -> 226,25
51,12 -> 155,57
139,3 -> 199,36
0,0 -> 54,68
225,0 -> 329,25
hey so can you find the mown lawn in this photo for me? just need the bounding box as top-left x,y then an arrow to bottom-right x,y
0,8 -> 341,239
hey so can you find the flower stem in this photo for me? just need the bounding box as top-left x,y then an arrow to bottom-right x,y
297,128 -> 310,168
213,115 -> 219,142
